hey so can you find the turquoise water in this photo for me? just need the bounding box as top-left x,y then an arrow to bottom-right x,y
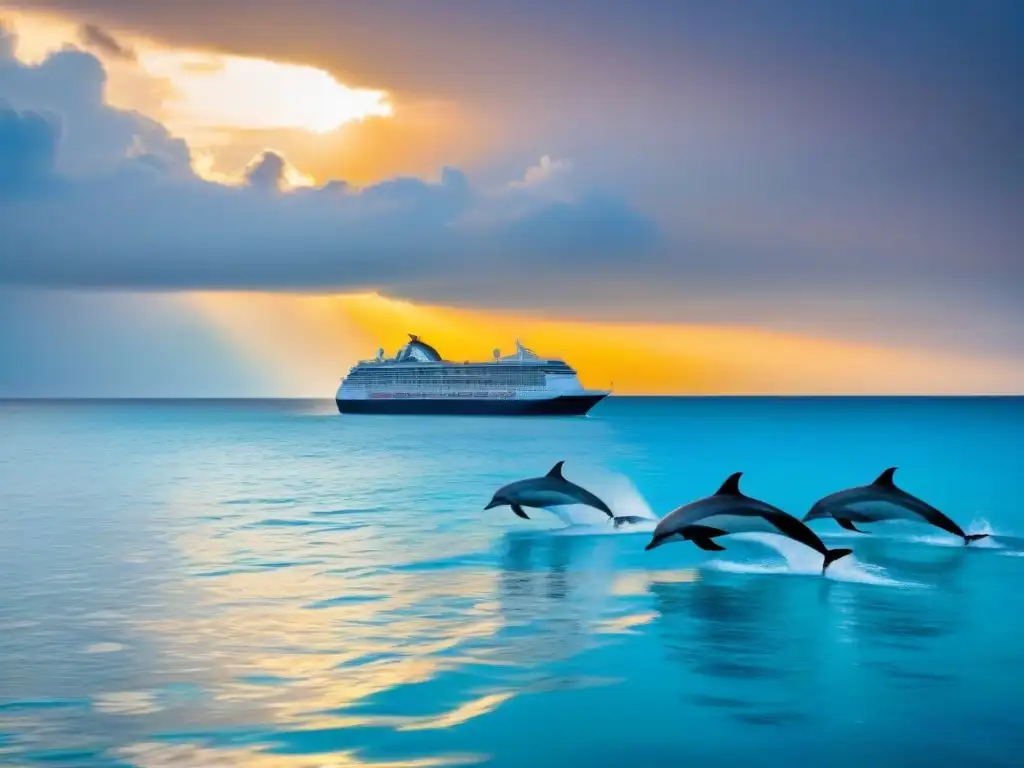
1,397 -> 1023,767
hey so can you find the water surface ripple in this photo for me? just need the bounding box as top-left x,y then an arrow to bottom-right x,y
1,397 -> 1022,766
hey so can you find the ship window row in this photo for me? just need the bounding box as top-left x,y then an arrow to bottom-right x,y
347,365 -> 575,377
347,375 -> 548,387
345,370 -> 559,384
343,370 -> 576,390
345,374 -> 547,384
344,383 -> 552,392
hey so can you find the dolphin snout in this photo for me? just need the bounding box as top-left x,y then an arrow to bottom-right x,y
484,499 -> 503,510
803,506 -> 827,522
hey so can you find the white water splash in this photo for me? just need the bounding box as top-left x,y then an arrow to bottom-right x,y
898,517 -> 1002,549
547,470 -> 658,535
822,517 -> 1005,550
705,533 -> 918,587
552,517 -> 657,537
965,516 -> 1002,547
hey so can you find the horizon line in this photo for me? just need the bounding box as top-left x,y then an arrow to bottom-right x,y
2,394 -> 1022,402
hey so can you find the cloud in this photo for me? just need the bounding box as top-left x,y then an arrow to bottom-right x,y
0,37 -> 191,176
513,155 -> 573,199
0,15 -> 1021,364
0,104 -> 59,192
244,150 -> 286,190
0,23 -> 12,60
0,44 -> 658,295
78,23 -> 136,62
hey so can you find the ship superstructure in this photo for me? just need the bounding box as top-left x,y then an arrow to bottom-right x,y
335,335 -> 608,415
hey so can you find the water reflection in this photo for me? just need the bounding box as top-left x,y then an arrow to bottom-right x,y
111,506 -> 640,763
494,533 -> 619,675
650,573 -> 816,726
848,537 -> 969,587
0,432 -> 511,768
834,574 -> 964,694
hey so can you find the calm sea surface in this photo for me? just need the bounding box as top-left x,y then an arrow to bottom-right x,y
1,397 -> 1023,767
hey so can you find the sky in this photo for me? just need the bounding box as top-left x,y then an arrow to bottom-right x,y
0,1 -> 1022,396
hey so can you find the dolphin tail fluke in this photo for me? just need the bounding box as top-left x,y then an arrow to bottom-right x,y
823,548 -> 853,572
965,533 -> 989,545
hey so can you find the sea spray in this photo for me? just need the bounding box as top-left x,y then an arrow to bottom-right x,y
890,517 -> 1002,549
817,517 -> 1005,550
706,533 -> 915,586
548,469 -> 658,532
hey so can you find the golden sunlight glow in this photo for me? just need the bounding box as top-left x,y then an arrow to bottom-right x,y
0,9 -> 78,63
188,292 -> 1024,397
3,9 -> 394,137
138,51 -> 393,134
187,150 -> 318,189
2,8 -> 488,186
398,692 -> 515,731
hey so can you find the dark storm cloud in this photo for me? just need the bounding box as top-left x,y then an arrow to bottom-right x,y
78,23 -> 136,61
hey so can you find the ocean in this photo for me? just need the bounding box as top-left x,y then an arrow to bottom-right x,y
1,397 -> 1022,767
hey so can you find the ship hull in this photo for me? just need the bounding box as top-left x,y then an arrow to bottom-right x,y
336,393 -> 607,416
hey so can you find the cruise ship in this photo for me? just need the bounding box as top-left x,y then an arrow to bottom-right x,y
335,335 -> 609,416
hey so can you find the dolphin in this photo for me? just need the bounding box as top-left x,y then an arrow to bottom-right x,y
645,472 -> 853,573
803,467 -> 988,546
484,461 -> 616,522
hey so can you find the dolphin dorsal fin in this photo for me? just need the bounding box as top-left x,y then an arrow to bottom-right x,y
873,467 -> 898,488
546,461 -> 565,479
715,472 -> 743,496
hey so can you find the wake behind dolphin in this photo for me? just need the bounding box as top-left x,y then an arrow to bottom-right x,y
612,515 -> 650,528
486,461 -> 642,527
646,472 -> 852,573
804,467 -> 989,546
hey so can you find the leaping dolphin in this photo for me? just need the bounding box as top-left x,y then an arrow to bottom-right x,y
803,467 -> 988,546
485,461 -> 617,522
645,472 -> 853,573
